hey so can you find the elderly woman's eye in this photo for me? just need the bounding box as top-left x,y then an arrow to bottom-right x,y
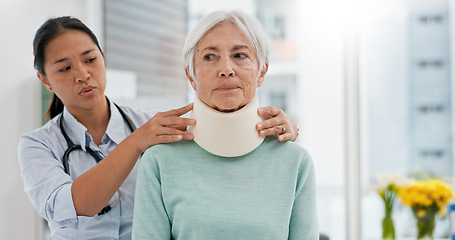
234,53 -> 247,59
203,54 -> 216,61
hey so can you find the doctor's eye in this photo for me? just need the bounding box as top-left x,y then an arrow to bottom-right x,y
203,54 -> 217,61
59,66 -> 71,72
86,57 -> 96,63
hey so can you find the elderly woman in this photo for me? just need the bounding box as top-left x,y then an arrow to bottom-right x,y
132,10 -> 318,240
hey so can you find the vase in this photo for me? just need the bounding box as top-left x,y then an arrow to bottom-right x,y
382,212 -> 395,240
415,210 -> 436,240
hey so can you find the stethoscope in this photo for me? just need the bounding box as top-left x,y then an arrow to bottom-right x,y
59,103 -> 137,215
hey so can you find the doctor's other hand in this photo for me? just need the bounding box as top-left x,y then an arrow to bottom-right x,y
131,103 -> 196,153
256,106 -> 299,142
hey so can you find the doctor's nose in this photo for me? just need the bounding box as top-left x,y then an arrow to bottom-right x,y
74,66 -> 91,83
218,58 -> 235,78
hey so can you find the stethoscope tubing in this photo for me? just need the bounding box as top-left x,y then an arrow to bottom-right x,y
58,102 -> 136,215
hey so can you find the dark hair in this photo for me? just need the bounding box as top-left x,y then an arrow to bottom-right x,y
33,16 -> 103,120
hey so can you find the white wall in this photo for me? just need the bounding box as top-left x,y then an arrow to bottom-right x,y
0,1 -> 102,239
358,0 -> 409,237
297,0 -> 346,238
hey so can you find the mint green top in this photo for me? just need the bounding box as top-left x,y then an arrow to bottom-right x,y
132,137 -> 318,240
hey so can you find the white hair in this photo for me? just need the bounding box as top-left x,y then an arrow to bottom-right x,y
182,10 -> 269,79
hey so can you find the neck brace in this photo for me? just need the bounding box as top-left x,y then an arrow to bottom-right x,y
187,94 -> 265,157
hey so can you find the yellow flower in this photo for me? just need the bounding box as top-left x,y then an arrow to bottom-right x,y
369,173 -> 409,216
397,178 -> 455,215
369,173 -> 407,196
439,207 -> 447,216
416,209 -> 427,218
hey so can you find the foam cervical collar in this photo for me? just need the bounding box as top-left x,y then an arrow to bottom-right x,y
187,94 -> 265,157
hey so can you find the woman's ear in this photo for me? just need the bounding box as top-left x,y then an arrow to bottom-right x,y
185,66 -> 197,91
257,62 -> 269,87
37,72 -> 52,92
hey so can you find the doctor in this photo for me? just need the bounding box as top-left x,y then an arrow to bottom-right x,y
18,16 -> 300,239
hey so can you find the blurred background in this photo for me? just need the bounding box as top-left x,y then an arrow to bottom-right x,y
1,0 -> 454,239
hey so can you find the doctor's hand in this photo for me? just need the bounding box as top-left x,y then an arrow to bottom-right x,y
131,103 -> 196,153
256,106 -> 300,142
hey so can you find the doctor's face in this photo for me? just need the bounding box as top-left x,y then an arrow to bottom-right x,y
186,22 -> 268,112
38,30 -> 107,115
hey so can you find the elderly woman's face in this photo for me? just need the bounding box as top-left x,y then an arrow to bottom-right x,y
187,22 -> 268,112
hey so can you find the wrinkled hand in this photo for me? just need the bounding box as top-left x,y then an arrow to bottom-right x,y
132,103 -> 196,153
256,106 -> 299,142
